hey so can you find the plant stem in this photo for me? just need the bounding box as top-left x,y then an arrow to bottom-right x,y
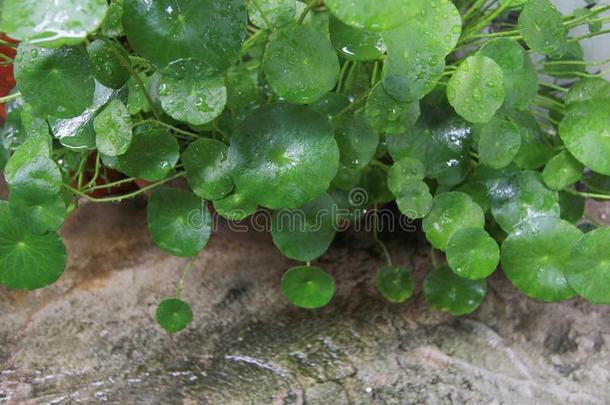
569,28 -> 610,43
336,60 -> 352,93
540,57 -> 610,67
531,109 -> 560,126
461,1 -> 514,42
373,205 -> 392,266
101,37 -> 161,120
539,81 -> 569,93
535,94 -> 565,110
370,159 -> 390,172
0,92 -> 21,104
133,119 -> 200,138
85,176 -> 137,191
462,0 -> 487,22
176,255 -> 199,298
298,0 -> 319,24
565,188 -> 610,200
82,153 -> 102,190
429,247 -> 439,268
241,28 -> 265,53
64,172 -> 185,203
333,92 -> 368,119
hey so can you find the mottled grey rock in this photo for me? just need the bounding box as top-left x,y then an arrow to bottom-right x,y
0,198 -> 609,404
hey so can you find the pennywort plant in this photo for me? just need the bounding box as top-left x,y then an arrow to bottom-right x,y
0,0 -> 609,332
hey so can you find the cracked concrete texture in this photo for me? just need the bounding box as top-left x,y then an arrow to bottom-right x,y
0,197 -> 609,404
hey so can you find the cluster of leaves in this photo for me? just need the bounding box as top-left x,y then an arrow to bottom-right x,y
0,0 -> 609,333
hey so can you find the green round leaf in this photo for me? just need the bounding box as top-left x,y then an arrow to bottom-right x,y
501,216 -> 581,301
248,0 -> 296,29
7,157 -> 62,200
123,0 -> 247,70
183,138 -> 234,201
0,201 -> 67,290
332,164 -> 363,191
565,228 -> 610,304
447,55 -> 505,123
158,59 -> 227,126
542,151 -> 583,191
382,25 -> 445,103
9,191 -> 66,235
325,0 -> 419,31
264,25 -> 339,104
1,0 -> 107,47
365,83 -> 420,134
329,15 -> 385,61
14,45 -> 95,119
213,189 -> 257,221
418,0 -> 462,56
478,38 -> 538,110
51,82 -> 125,151
387,157 -> 426,195
281,266 -> 335,309
396,180 -> 433,219
559,99 -> 610,176
489,170 -> 560,233
102,1 -> 124,38
564,77 -> 610,107
446,228 -> 499,280
376,266 -> 414,303
116,128 -> 179,182
422,192 -> 485,251
147,188 -> 211,257
478,116 -> 521,169
424,265 -> 487,316
86,39 -> 130,90
310,93 -> 350,121
508,110 -> 554,170
156,298 -> 193,333
93,99 -> 132,156
518,0 -> 567,57
272,193 -> 336,262
334,115 -> 379,170
543,42 -> 585,79
229,103 -> 339,209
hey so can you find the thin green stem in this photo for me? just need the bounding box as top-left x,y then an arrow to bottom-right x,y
539,57 -> 610,67
298,0 -> 319,24
462,0 -> 487,22
0,92 -> 21,104
565,188 -> 610,200
176,255 -> 199,298
461,1 -> 514,43
64,172 -> 185,203
82,153 -> 102,190
468,29 -> 520,41
336,60 -> 352,93
241,28 -> 265,53
531,109 -> 560,126
333,92 -> 368,119
373,205 -> 392,267
371,61 -> 379,87
251,0 -> 273,29
370,159 -> 390,172
569,28 -> 610,43
101,37 -> 161,120
535,94 -> 565,110
563,5 -> 610,28
539,81 -> 569,93
85,176 -> 137,191
133,119 -> 200,138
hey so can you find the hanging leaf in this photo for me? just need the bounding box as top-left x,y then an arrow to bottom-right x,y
272,193 -> 337,262
542,151 -> 583,191
0,201 -> 67,290
424,265 -> 487,316
156,298 -> 193,333
446,228 -> 499,280
281,266 -> 335,309
213,189 -> 258,221
478,115 -> 521,169
501,216 -> 580,301
8,191 -> 66,235
376,266 -> 414,303
329,15 -> 385,61
86,39 -> 131,90
147,188 -> 211,257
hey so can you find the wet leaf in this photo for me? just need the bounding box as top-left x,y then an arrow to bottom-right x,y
447,55 -> 505,123
565,228 -> 610,304
0,201 -> 67,290
329,15 -> 385,61
248,0 -> 296,29
501,216 -> 580,301
213,189 -> 258,221
264,25 -> 339,104
93,99 -> 132,156
117,128 -> 179,182
542,151 -> 583,191
334,114 -> 379,170
183,138 -> 234,201
87,39 -> 130,90
147,188 -> 211,257
8,191 -> 66,235
325,0 -> 421,31
365,83 -> 420,134
478,115 -> 521,169
229,103 -> 339,209
518,0 -> 567,57
446,228 -> 499,280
